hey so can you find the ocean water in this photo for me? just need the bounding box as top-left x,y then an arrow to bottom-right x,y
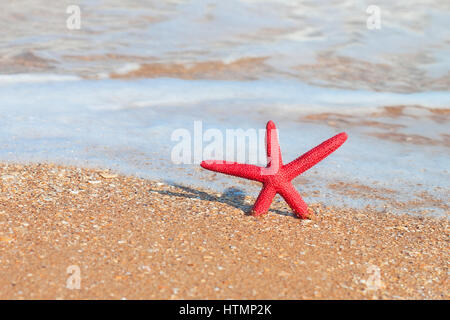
0,0 -> 449,216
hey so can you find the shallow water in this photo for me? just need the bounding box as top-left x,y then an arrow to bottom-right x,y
0,1 -> 449,216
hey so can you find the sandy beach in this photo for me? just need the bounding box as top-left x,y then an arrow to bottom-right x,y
0,163 -> 448,299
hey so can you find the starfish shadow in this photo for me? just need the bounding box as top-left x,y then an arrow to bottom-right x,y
149,183 -> 294,217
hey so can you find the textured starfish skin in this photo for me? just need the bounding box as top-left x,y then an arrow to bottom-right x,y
201,121 -> 348,219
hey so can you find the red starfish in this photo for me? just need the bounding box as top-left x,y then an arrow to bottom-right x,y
200,121 -> 347,219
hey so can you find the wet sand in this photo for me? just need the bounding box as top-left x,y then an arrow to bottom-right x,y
0,163 -> 448,299
109,57 -> 268,80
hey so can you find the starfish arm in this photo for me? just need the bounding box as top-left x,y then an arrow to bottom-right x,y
266,120 -> 283,168
251,184 -> 277,217
278,183 -> 309,219
200,161 -> 264,182
283,132 -> 347,181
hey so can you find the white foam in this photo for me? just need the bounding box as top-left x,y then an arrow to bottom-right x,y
112,63 -> 141,75
0,74 -> 80,85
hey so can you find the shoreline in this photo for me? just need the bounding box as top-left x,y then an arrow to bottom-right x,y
0,163 -> 448,299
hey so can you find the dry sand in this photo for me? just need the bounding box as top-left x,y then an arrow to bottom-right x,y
0,163 -> 448,299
